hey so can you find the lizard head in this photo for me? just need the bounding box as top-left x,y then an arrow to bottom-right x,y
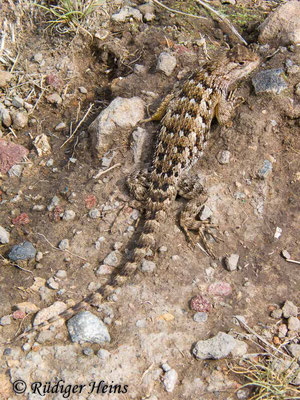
209,45 -> 260,91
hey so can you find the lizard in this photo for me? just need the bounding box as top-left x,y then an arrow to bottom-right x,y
15,44 -> 260,342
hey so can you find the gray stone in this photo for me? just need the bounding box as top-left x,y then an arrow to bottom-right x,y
133,64 -> 147,75
62,210 -> 76,221
103,251 -> 120,267
287,344 -> 300,359
141,259 -> 156,272
193,312 -> 208,323
161,363 -> 171,372
217,150 -> 231,164
157,52 -> 177,76
282,300 -> 298,318
89,208 -> 100,219
230,339 -> 248,357
225,254 -> 239,271
12,95 -> 24,108
47,277 -> 59,290
258,160 -> 272,178
0,226 -> 10,243
47,93 -> 62,105
55,122 -> 66,131
78,86 -> 87,94
252,69 -> 288,95
163,369 -> 178,392
258,0 -> 300,46
0,105 -> 12,127
193,332 -> 237,360
11,111 -> 28,129
55,269 -> 67,279
83,347 -> 94,356
97,348 -> 110,360
89,97 -> 145,157
0,315 -> 12,326
8,241 -> 36,261
288,316 -> 300,331
58,239 -> 69,250
67,311 -> 111,344
112,6 -> 143,22
271,308 -> 283,319
96,264 -> 114,275
136,319 -> 147,328
47,195 -> 60,211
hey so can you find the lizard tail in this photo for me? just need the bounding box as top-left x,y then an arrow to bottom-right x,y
14,211 -> 162,342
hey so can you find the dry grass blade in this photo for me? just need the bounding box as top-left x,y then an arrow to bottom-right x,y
231,358 -> 300,400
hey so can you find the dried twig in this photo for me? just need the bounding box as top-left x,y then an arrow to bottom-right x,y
0,254 -> 33,274
36,233 -> 87,261
61,103 -> 94,148
152,0 -> 207,21
234,316 -> 292,359
195,0 -> 248,45
93,163 -> 121,179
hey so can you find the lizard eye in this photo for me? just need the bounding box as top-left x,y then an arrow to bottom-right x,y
238,61 -> 245,66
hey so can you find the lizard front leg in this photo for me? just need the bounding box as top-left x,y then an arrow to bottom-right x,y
215,90 -> 245,127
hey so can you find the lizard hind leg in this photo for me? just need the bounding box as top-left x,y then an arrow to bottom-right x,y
179,196 -> 222,259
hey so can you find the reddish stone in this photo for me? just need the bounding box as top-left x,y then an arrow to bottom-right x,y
208,281 -> 232,297
85,194 -> 97,209
0,139 -> 29,174
45,73 -> 63,89
49,206 -> 63,222
12,310 -> 26,320
190,295 -> 212,312
12,213 -> 30,225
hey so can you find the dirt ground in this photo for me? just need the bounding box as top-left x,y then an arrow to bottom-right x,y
0,0 -> 299,399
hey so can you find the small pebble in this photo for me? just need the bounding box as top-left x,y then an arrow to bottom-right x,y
136,319 -> 147,328
47,277 -> 59,290
58,239 -> 69,250
12,95 -> 24,108
0,226 -> 10,244
157,52 -> 177,76
78,86 -> 88,94
225,254 -> 239,271
83,347 -> 94,356
281,249 -> 291,259
89,209 -> 100,219
55,269 -> 67,279
47,196 -> 60,211
159,245 -> 168,253
97,349 -> 110,360
36,251 -> 43,261
200,205 -> 212,221
103,251 -> 120,267
0,315 -> 11,326
141,259 -> 156,272
62,210 -> 76,221
161,363 -> 171,372
22,343 -> 31,352
55,122 -> 66,131
163,369 -> 178,392
258,160 -> 272,179
96,265 -> 114,275
217,150 -> 231,164
271,308 -> 283,319
193,312 -> 208,323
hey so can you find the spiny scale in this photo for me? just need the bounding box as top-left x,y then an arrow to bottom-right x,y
16,45 -> 259,341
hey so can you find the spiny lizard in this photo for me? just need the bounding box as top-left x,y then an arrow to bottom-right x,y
16,45 -> 260,341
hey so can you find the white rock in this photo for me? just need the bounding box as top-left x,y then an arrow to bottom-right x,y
0,226 -> 10,243
89,97 -> 145,157
163,369 -> 178,392
225,254 -> 239,271
193,332 -> 237,360
112,6 -> 143,22
157,52 -> 177,76
33,301 -> 67,326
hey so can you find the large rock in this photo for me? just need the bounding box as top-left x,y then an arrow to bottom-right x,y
259,0 -> 300,46
88,97 -> 145,157
193,332 -> 237,360
0,139 -> 29,174
67,311 -> 111,344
